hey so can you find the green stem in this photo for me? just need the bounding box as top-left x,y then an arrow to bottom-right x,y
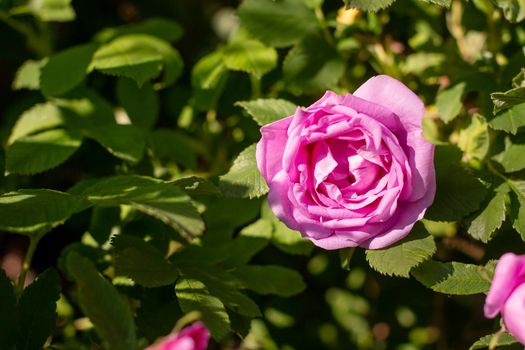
488,325 -> 506,350
315,6 -> 335,46
17,234 -> 42,291
250,75 -> 262,99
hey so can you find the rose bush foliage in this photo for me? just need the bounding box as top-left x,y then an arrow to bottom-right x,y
0,0 -> 524,349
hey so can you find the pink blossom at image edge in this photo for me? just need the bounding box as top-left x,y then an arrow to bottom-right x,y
145,322 -> 210,350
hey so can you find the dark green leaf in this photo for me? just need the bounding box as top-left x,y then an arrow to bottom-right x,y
0,189 -> 86,234
17,269 -> 61,350
412,261 -> 491,295
0,269 -> 18,350
238,0 -> 320,48
283,34 -> 345,94
366,224 -> 436,278
223,39 -> 277,78
219,144 -> 269,199
233,265 -> 306,297
66,252 -> 137,350
113,235 -> 179,288
491,87 -> 525,114
41,43 -> 98,97
510,180 -> 525,240
84,124 -> 145,163
96,18 -> 184,43
175,277 -> 231,340
89,206 -> 120,245
236,98 -> 296,126
116,78 -> 159,129
149,129 -> 201,169
467,185 -> 509,243
6,129 -> 82,175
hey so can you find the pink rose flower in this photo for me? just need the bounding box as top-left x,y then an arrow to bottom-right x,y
256,75 -> 436,249
484,253 -> 525,345
146,322 -> 210,350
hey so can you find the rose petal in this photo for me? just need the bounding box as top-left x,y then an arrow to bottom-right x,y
485,253 -> 525,319
502,283 -> 525,345
257,116 -> 293,183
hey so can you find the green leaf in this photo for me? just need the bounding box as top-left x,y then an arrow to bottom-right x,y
116,78 -> 159,129
17,269 -> 61,350
283,34 -> 345,94
489,103 -> 525,134
89,206 -> 120,245
6,129 -> 82,175
84,124 -> 145,163
41,43 -> 98,97
470,332 -> 518,349
175,277 -> 231,340
149,129 -> 200,169
457,114 -> 490,161
219,144 -> 269,199
467,185 -> 509,243
426,146 -> 488,221
491,87 -> 525,114
344,0 -> 396,11
113,235 -> 179,288
73,176 -> 204,239
509,180 -> 525,240
29,0 -> 76,22
494,0 -> 525,23
223,39 -> 278,78
412,261 -> 491,295
66,252 -> 137,350
191,50 -> 229,111
8,103 -> 65,144
418,0 -> 451,7
366,224 -> 436,278
493,142 -> 525,172
12,59 -> 46,90
0,270 -> 18,350
237,0 -> 321,48
233,265 -> 306,297
435,82 -> 466,123
96,18 -> 184,43
236,98 -> 296,126
89,35 -> 164,86
0,189 -> 86,234
512,68 -> 525,88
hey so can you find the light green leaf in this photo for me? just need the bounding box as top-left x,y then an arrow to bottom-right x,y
236,98 -> 297,126
457,114 -> 490,161
345,0 -> 396,11
0,270 -> 18,350
489,103 -> 525,134
233,265 -> 306,297
513,68 -> 525,88
493,142 -> 525,172
491,87 -> 525,114
84,124 -> 145,163
8,103 -> 65,144
470,332 -> 518,349
191,50 -> 229,111
418,0 -> 451,7
0,189 -> 86,234
6,129 -> 82,175
510,180 -> 525,240
494,0 -> 525,23
467,185 -> 509,243
41,43 -> 98,97
17,269 -> 61,350
283,34 -> 345,94
436,82 -> 466,123
113,235 -> 179,287
175,277 -> 231,340
366,224 -> 436,278
223,39 -> 277,78
29,0 -> 76,22
116,78 -> 159,129
412,261 -> 491,295
96,18 -> 184,43
12,59 -> 47,90
219,144 -> 269,199
73,176 -> 204,239
89,35 -> 164,86
66,252 -> 137,350
237,0 -> 320,48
